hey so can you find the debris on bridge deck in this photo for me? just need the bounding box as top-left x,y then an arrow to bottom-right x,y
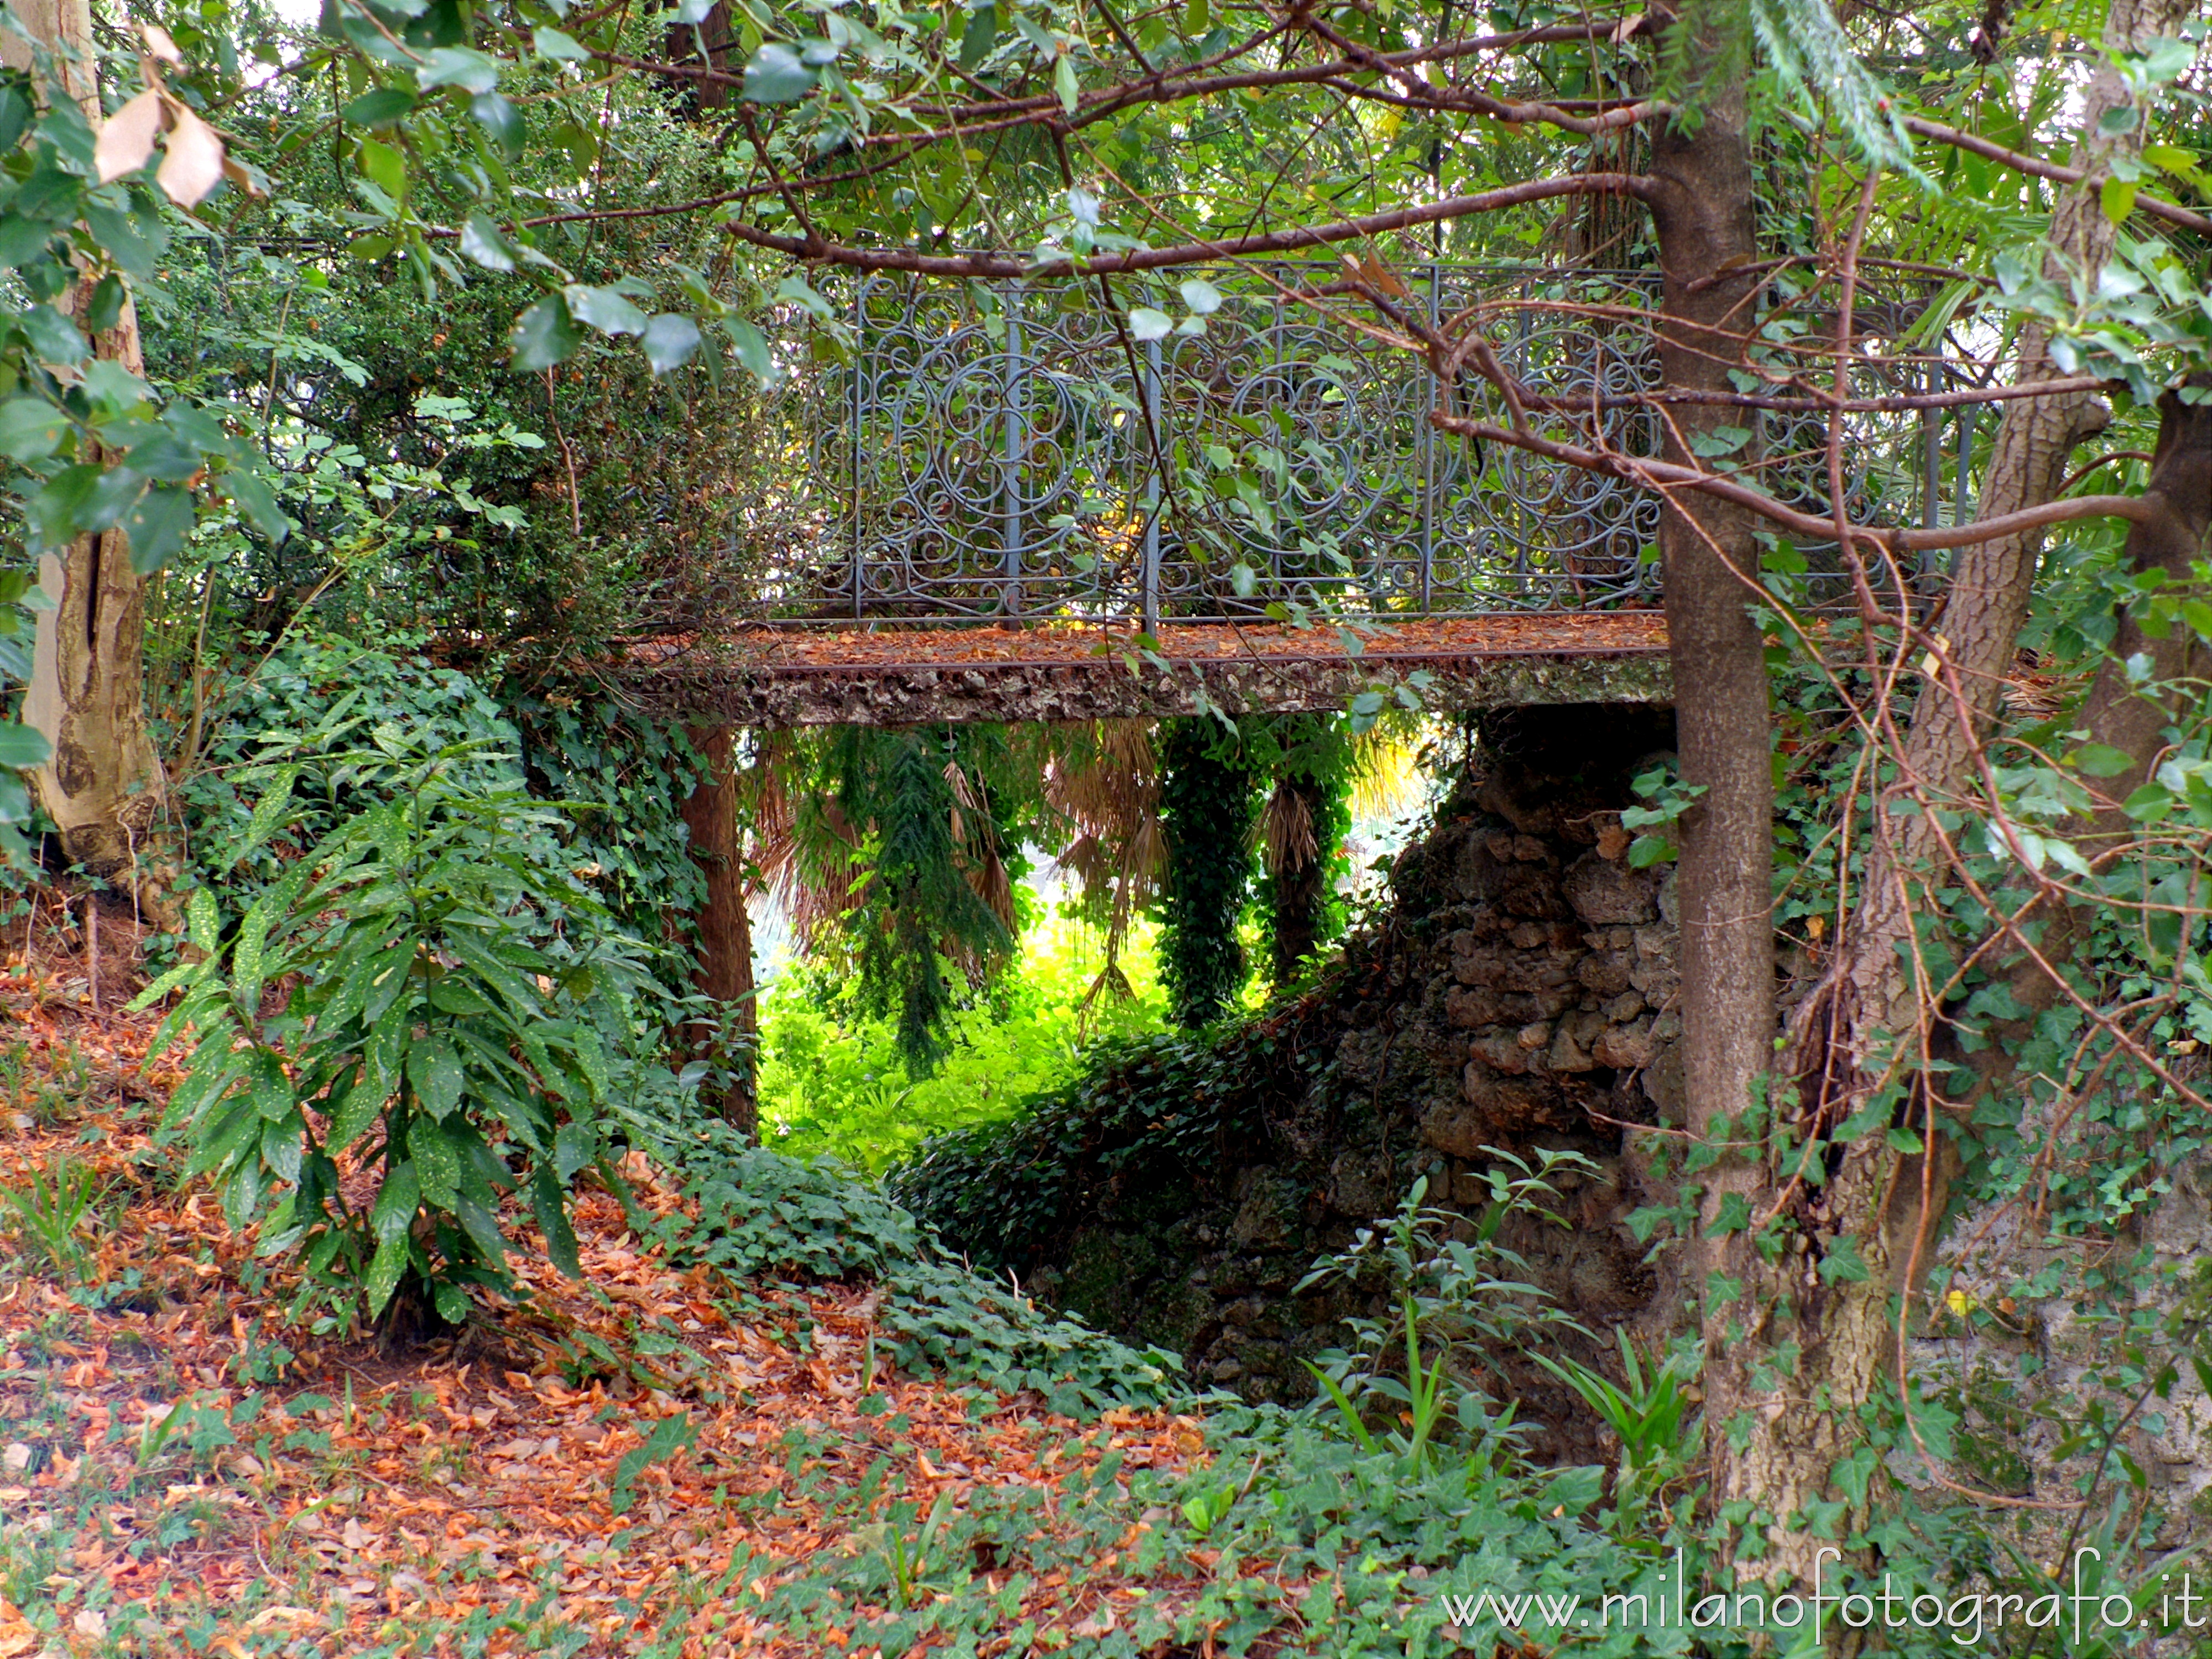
618,612 -> 1672,728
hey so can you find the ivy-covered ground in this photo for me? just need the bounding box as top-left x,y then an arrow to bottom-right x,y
0,958 -> 1672,1659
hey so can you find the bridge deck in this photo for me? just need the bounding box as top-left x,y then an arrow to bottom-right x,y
619,613 -> 1672,727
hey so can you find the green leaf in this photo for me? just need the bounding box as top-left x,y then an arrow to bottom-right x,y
356,138 -> 407,201
959,4 -> 997,68
640,312 -> 702,373
419,47 -> 501,95
2101,177 -> 2138,223
1179,277 -> 1223,315
470,92 -> 524,161
533,26 -> 591,60
369,1161 -> 421,1244
19,303 -> 86,364
508,295 -> 580,370
122,484 -> 195,573
612,1412 -> 695,1514
744,43 -> 817,102
410,1117 -> 462,1205
458,211 -> 518,273
0,724 -> 50,770
342,87 -> 418,126
0,398 -> 69,462
534,1165 -> 581,1278
326,1073 -> 383,1156
222,467 -> 291,541
1817,1234 -> 1871,1284
562,284 -> 650,338
187,886 -> 220,954
363,1229 -> 409,1317
2072,743 -> 2137,778
1053,53 -> 1079,117
79,361 -> 153,418
724,318 -> 777,385
1128,306 -> 1172,341
406,1039 -> 465,1120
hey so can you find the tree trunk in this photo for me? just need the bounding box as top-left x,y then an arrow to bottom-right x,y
5,0 -> 166,883
1642,9 -> 1804,1574
680,725 -> 758,1136
1738,0 -> 2198,1589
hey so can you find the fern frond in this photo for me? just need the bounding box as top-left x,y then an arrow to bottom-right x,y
1749,0 -> 1923,180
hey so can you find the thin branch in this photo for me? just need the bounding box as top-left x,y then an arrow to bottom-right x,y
719,172 -> 1652,276
1905,116 -> 2212,236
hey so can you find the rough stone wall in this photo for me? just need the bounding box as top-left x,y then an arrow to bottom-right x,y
1021,707 -> 1687,1456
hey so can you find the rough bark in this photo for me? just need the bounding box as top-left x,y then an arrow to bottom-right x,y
1982,385 -> 2212,1010
2067,383 -> 2212,839
1643,12 -> 1795,1572
5,0 -> 166,884
680,726 -> 759,1136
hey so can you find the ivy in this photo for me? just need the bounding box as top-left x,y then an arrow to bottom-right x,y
1157,717 -> 1257,1027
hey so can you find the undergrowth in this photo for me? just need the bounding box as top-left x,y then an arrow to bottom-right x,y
757,916 -> 1171,1172
648,1128 -> 1185,1417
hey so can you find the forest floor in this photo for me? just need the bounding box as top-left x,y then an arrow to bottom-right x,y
0,942 -> 1219,1659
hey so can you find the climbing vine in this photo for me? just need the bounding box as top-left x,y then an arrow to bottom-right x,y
1157,718 -> 1258,1027
1248,715 -> 1355,985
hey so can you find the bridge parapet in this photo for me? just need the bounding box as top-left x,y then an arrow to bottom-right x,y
738,264 -> 1960,630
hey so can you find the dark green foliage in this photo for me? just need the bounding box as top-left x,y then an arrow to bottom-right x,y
1248,714 -> 1356,984
170,634 -> 520,904
1157,718 -> 1257,1027
142,114 -> 790,665
138,735 -> 662,1328
889,1021 -> 1317,1273
646,1129 -> 1180,1415
505,688 -> 708,946
169,638 -> 707,984
821,726 -> 1020,1077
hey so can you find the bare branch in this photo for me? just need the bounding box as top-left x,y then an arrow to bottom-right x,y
718,173 -> 1652,276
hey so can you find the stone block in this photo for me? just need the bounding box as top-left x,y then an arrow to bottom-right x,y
1562,851 -> 1660,925
1592,1016 -> 1656,1070
1576,953 -> 1632,996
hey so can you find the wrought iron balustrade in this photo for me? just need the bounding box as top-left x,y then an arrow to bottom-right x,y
740,263 -> 1974,627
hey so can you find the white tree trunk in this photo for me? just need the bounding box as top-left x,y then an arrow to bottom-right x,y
4,0 -> 167,878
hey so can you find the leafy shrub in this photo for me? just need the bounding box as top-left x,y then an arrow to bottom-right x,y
137,733 -> 660,1328
1298,1159 -> 1593,1472
648,1131 -> 1181,1415
757,916 -> 1168,1171
169,632 -> 523,901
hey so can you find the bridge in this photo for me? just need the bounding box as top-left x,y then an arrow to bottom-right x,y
616,263 -> 1968,725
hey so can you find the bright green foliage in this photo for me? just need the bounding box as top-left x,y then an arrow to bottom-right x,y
1157,718 -> 1257,1027
0,1155 -> 105,1277
1297,1160 -> 1592,1478
135,737 -> 654,1328
758,916 -> 1167,1172
1533,1329 -> 1703,1494
168,637 -> 713,1011
170,634 -> 523,901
